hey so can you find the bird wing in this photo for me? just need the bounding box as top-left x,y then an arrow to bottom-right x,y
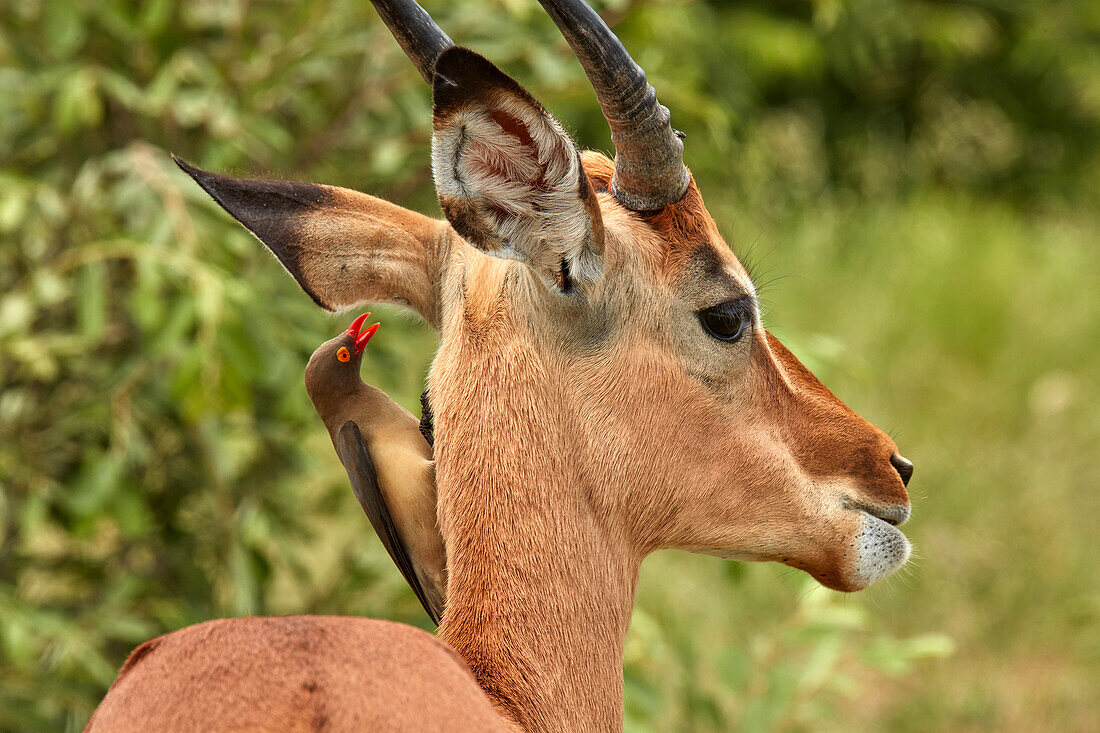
335,420 -> 443,625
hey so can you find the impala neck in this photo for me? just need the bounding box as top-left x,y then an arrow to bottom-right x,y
441,502 -> 637,730
433,338 -> 640,731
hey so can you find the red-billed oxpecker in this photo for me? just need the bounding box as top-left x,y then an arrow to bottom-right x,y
305,313 -> 446,624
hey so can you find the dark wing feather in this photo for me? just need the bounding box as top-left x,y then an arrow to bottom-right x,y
418,389 -> 434,447
335,420 -> 442,625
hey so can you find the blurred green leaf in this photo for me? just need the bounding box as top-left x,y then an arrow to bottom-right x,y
43,0 -> 86,61
77,261 -> 107,340
53,68 -> 103,132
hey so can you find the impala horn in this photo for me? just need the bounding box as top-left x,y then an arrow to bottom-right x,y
369,0 -> 455,84
370,0 -> 688,211
536,0 -> 689,211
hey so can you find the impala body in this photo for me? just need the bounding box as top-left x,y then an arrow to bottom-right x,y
87,1 -> 913,731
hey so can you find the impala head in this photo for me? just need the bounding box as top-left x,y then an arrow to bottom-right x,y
178,0 -> 912,592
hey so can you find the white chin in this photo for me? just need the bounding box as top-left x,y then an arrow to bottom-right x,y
851,513 -> 911,588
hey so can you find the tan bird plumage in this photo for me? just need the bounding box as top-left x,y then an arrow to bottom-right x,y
304,316 -> 446,624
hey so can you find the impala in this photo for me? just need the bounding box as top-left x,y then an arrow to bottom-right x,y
87,0 -> 914,730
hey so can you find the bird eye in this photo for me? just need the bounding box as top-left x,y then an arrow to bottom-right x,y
699,301 -> 751,343
336,346 -> 351,362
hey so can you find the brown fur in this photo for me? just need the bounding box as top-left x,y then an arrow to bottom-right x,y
173,155 -> 450,327
102,41 -> 914,733
86,617 -> 508,732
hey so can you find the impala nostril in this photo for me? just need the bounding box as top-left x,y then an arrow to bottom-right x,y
890,452 -> 914,487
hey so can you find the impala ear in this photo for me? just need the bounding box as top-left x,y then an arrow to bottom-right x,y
174,157 -> 447,327
431,47 -> 604,292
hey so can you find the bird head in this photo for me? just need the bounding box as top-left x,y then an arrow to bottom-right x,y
304,313 -> 380,404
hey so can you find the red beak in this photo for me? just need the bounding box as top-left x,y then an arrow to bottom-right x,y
346,312 -> 370,338
355,322 -> 380,354
345,313 -> 380,356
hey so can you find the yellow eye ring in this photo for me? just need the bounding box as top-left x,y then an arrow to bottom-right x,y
336,346 -> 351,362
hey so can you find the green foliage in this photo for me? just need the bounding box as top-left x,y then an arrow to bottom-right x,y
624,576 -> 953,732
1,0 -> 1097,731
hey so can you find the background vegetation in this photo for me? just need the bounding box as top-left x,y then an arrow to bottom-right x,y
1,0 -> 1097,730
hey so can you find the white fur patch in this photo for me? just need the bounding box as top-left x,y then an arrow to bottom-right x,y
852,512 -> 911,587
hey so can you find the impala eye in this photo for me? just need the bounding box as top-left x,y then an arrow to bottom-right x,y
699,300 -> 751,343
336,346 -> 351,362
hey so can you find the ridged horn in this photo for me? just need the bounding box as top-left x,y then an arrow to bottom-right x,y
536,0 -> 689,211
369,0 -> 455,84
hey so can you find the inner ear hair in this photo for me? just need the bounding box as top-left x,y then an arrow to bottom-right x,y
430,47 -> 604,292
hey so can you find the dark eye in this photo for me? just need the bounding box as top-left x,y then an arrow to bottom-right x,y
699,301 -> 751,343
